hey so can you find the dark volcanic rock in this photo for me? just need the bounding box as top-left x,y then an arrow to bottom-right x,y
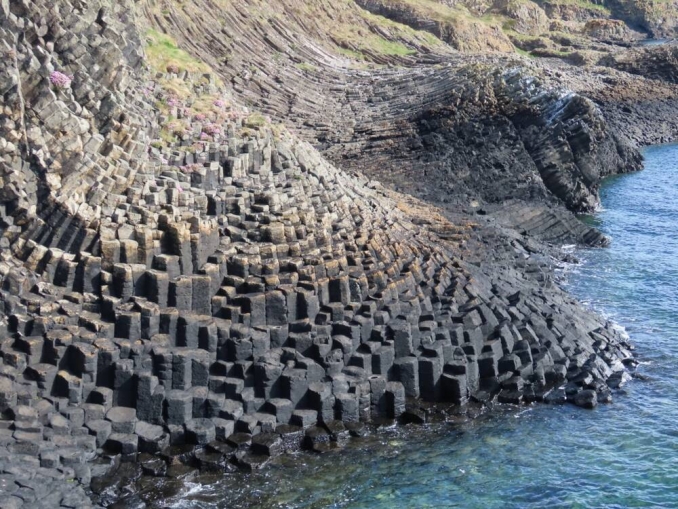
574,389 -> 599,409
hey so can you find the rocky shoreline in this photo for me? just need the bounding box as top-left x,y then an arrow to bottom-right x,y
1,1 -> 677,508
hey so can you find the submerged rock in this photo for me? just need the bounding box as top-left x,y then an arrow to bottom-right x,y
574,389 -> 598,409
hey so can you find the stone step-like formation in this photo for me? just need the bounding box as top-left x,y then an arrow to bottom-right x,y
0,90 -> 633,489
143,0 -> 642,225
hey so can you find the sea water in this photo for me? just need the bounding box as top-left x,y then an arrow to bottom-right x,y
149,143 -> 678,508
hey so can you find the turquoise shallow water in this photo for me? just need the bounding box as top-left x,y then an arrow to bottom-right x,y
153,143 -> 678,508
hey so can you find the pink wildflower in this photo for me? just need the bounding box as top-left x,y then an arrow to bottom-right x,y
176,184 -> 183,193
180,164 -> 202,174
202,124 -> 221,136
49,71 -> 72,89
194,113 -> 206,122
214,100 -> 226,108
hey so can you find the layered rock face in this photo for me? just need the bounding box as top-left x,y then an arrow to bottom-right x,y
540,44 -> 678,147
1,0 -> 147,223
601,44 -> 678,83
0,0 -> 653,507
525,0 -> 678,38
583,18 -> 634,41
354,0 -> 515,52
316,63 -> 642,215
143,0 -> 643,247
604,0 -> 678,37
500,0 -> 551,36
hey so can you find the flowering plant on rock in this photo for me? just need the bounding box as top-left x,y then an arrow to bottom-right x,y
167,96 -> 181,108
180,163 -> 202,174
49,71 -> 73,89
202,124 -> 221,136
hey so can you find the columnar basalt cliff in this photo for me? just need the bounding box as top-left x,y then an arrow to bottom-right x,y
1,0 -> 675,507
141,0 -> 654,247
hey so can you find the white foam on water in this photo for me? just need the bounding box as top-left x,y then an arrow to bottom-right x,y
166,482 -> 212,508
514,408 -> 533,418
610,322 -> 630,339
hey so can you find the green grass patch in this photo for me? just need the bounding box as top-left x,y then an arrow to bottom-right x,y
295,62 -> 317,72
373,38 -> 417,56
245,113 -> 267,128
505,29 -> 541,42
145,28 -> 212,74
337,47 -> 366,60
333,35 -> 416,59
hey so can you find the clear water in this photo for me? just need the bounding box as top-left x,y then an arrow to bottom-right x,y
149,143 -> 678,508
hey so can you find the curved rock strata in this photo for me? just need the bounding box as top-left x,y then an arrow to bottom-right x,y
141,0 -> 643,247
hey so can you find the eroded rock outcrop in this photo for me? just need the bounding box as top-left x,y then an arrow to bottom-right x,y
600,43 -> 678,82
583,18 -> 634,41
538,47 -> 678,147
605,0 -> 678,37
355,0 -> 516,52
141,0 -> 644,246
501,0 -> 551,36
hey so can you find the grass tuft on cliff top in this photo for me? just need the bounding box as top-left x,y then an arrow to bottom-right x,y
377,0 -> 468,25
145,29 -> 212,74
285,0 -> 441,60
328,11 -> 427,59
